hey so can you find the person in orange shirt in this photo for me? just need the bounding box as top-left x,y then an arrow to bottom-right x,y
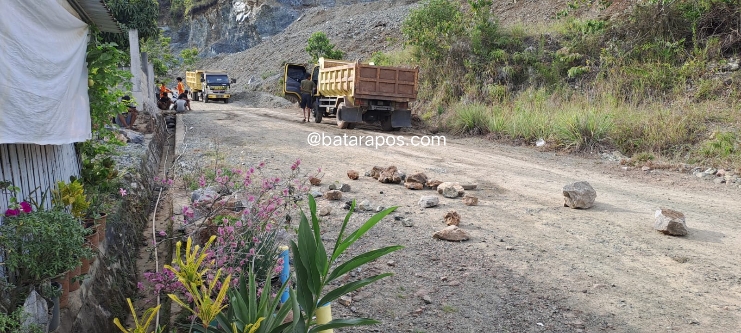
158,82 -> 172,110
176,77 -> 185,96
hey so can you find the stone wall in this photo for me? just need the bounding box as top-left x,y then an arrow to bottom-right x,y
60,107 -> 166,333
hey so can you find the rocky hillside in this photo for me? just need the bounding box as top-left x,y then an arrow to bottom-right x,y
168,0 -> 632,95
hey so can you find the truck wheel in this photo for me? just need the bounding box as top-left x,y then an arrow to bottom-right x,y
381,118 -> 394,131
224,98 -> 229,104
204,95 -> 209,103
336,103 -> 349,129
313,103 -> 322,123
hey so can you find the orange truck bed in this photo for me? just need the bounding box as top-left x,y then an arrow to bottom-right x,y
317,58 -> 418,103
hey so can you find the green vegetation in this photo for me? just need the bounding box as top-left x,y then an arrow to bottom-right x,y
141,32 -> 179,77
390,0 -> 741,166
180,47 -> 200,71
306,32 -> 345,63
101,0 -> 159,48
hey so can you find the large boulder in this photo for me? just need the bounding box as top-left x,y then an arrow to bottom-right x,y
654,208 -> 688,236
562,181 -> 596,209
437,182 -> 465,198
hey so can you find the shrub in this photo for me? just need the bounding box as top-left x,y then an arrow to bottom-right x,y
306,32 -> 345,63
554,109 -> 613,152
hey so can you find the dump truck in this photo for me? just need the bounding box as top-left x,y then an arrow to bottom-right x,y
185,70 -> 236,103
283,58 -> 418,130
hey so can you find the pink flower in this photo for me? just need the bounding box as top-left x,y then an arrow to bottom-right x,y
19,202 -> 32,213
291,159 -> 301,171
4,208 -> 19,217
119,188 -> 127,196
158,230 -> 167,237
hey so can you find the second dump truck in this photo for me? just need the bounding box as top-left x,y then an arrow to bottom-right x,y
186,70 -> 235,103
284,58 -> 418,130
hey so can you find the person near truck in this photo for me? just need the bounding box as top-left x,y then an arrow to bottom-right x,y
176,77 -> 185,96
158,82 -> 173,110
116,95 -> 138,130
175,93 -> 191,113
300,73 -> 315,122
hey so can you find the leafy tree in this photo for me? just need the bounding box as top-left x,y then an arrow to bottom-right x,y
401,0 -> 464,62
306,32 -> 345,63
181,47 -> 200,71
100,0 -> 160,48
141,31 -> 180,77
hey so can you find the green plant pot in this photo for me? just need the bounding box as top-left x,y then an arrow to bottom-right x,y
52,275 -> 69,309
48,282 -> 61,331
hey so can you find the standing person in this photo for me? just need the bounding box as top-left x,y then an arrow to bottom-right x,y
176,77 -> 185,96
116,95 -> 138,130
174,93 -> 191,113
299,73 -> 315,122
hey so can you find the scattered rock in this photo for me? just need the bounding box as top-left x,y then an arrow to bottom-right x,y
309,176 -> 321,186
716,169 -> 726,177
375,206 -> 385,212
641,166 -> 651,171
433,225 -> 470,242
713,177 -> 725,184
338,296 -> 352,307
404,182 -> 424,190
562,181 -> 597,209
369,166 -> 384,179
339,183 -> 351,192
704,168 -> 717,175
310,190 -> 323,198
460,184 -> 477,190
328,182 -> 339,190
406,172 -> 428,185
505,246 -> 514,250
319,207 -> 331,216
412,308 -> 424,315
324,190 -> 342,201
422,295 -> 432,304
444,210 -> 461,226
347,170 -> 359,180
463,195 -> 478,206
426,180 -> 443,190
378,166 -> 403,183
654,208 -> 688,236
358,200 -> 372,211
447,280 -> 461,286
437,182 -> 465,198
387,260 -> 396,266
401,218 -> 414,227
418,196 -> 439,208
191,188 -> 218,203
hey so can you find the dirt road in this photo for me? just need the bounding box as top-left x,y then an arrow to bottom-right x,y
173,99 -> 741,332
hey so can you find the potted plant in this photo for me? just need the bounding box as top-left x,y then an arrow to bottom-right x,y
51,179 -> 90,220
83,186 -> 109,244
0,209 -> 93,298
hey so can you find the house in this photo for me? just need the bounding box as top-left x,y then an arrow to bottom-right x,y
0,0 -> 121,219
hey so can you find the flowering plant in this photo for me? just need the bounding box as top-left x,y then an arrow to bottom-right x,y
1,183 -> 32,217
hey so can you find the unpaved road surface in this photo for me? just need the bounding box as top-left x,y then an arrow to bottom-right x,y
172,99 -> 741,332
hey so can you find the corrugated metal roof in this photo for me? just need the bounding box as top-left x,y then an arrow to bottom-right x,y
67,0 -> 122,33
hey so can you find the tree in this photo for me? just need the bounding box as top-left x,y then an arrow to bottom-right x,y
306,32 -> 345,63
100,0 -> 160,48
141,31 -> 180,77
180,47 -> 200,71
401,0 -> 464,62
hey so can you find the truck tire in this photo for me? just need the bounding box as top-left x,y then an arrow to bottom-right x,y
224,98 -> 229,104
336,103 -> 349,129
204,95 -> 209,103
313,103 -> 322,123
192,91 -> 199,101
381,118 -> 394,131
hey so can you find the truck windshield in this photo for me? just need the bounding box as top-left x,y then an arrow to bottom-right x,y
206,75 -> 229,85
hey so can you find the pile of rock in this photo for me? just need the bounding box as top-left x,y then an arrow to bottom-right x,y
693,168 -> 741,187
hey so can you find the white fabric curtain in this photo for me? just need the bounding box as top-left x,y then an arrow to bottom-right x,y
0,0 -> 91,144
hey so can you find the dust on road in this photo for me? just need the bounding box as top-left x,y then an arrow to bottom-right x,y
173,98 -> 741,332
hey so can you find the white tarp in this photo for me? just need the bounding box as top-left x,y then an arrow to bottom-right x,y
0,0 -> 91,144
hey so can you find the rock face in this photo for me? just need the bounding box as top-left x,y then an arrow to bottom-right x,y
562,181 -> 597,209
437,182 -> 465,198
433,226 -> 470,242
444,210 -> 461,226
347,170 -> 359,180
654,208 -> 689,236
378,166 -> 403,184
418,196 -> 439,208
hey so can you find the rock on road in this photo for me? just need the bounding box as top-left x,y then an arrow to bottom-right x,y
174,99 -> 741,332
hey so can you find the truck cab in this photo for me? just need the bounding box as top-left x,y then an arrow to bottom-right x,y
201,72 -> 232,103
